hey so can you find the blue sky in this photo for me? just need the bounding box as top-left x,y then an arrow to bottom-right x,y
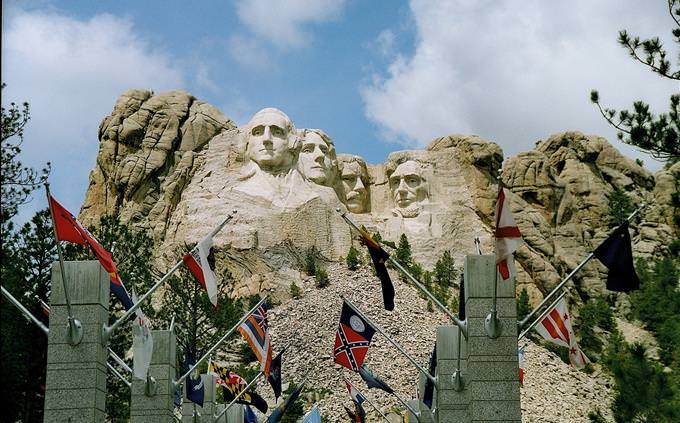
2,0 -> 674,224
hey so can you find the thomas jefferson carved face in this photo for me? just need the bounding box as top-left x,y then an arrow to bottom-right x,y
299,129 -> 337,186
245,108 -> 297,173
340,159 -> 370,213
389,160 -> 428,217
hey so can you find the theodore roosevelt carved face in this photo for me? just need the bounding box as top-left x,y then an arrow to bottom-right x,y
338,155 -> 370,213
389,160 -> 428,218
244,108 -> 298,174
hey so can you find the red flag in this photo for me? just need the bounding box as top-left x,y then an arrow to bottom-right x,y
495,185 -> 522,280
333,302 -> 376,371
534,297 -> 589,369
238,304 -> 273,378
518,346 -> 525,386
48,195 -> 134,309
182,234 -> 218,306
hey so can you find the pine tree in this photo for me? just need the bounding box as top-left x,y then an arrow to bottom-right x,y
346,245 -> 360,270
516,288 -> 531,321
434,250 -> 456,289
607,188 -> 634,227
395,234 -> 413,268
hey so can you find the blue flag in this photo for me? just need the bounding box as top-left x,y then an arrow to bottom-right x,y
301,405 -> 322,423
184,353 -> 205,406
266,382 -> 305,423
244,405 -> 259,423
593,221 -> 640,292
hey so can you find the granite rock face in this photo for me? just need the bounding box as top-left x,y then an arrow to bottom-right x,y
80,92 -> 678,310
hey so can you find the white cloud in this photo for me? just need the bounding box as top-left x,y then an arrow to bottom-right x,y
362,0 -> 675,169
235,0 -> 347,49
376,29 -> 396,57
227,33 -> 273,69
2,9 -> 183,219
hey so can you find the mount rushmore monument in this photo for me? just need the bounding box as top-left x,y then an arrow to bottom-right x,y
80,89 -> 679,307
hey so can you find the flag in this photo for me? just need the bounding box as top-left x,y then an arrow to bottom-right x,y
266,382 -> 305,423
343,405 -> 364,423
593,221 -> 640,292
333,301 -> 376,371
458,276 -> 465,320
268,348 -> 285,400
358,226 -> 394,311
184,353 -> 204,406
534,297 -> 589,369
214,364 -> 269,414
48,194 -> 134,309
300,405 -> 322,423
358,365 -> 394,394
182,234 -> 219,306
131,289 -> 153,380
422,342 -> 436,409
494,185 -> 523,280
345,380 -> 366,406
518,346 -> 525,386
245,405 -> 259,423
239,303 -> 273,378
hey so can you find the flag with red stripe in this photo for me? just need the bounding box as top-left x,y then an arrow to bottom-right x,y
238,303 -> 273,378
48,194 -> 134,310
518,346 -> 525,386
182,235 -> 218,306
333,301 -> 376,371
495,185 -> 523,280
534,297 -> 589,368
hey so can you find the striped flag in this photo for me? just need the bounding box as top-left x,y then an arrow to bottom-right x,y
535,297 -> 589,369
345,379 -> 366,405
239,303 -> 273,378
518,346 -> 525,386
183,235 -> 218,306
495,185 -> 523,280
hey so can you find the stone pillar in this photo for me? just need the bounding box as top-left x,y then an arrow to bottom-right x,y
222,403 -> 244,423
182,374 -> 216,423
463,255 -> 521,422
435,325 -> 468,423
130,329 -> 177,422
43,261 -> 109,423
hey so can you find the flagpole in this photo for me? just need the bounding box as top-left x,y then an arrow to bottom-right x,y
45,183 -> 83,345
107,362 -> 131,387
391,390 -> 422,423
336,209 -> 467,339
341,297 -> 437,387
342,376 -> 391,423
174,295 -> 267,388
517,289 -> 568,341
213,371 -> 264,419
517,203 -> 646,331
102,211 -> 237,346
474,237 -> 482,255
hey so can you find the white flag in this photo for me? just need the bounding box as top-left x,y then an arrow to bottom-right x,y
132,290 -> 154,380
535,297 -> 589,369
182,235 -> 218,306
495,186 -> 523,280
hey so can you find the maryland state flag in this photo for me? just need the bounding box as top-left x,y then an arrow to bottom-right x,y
358,226 -> 394,311
333,301 -> 376,371
212,363 -> 268,414
593,221 -> 640,292
239,303 -> 273,378
48,194 -> 134,310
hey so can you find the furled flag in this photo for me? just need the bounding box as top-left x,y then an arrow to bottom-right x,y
518,346 -> 525,386
345,379 -> 366,406
239,302 -> 273,378
358,226 -> 394,311
268,348 -> 285,401
422,342 -> 437,409
184,352 -> 205,406
358,365 -> 394,394
131,289 -> 153,380
494,184 -> 523,280
182,234 -> 219,306
244,405 -> 259,423
266,382 -> 305,423
214,364 -> 269,414
535,297 -> 589,369
334,301 -> 376,371
300,405 -> 322,423
48,194 -> 134,310
593,221 -> 640,292
343,405 -> 364,423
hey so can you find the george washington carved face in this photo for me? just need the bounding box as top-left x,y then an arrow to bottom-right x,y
244,108 -> 298,174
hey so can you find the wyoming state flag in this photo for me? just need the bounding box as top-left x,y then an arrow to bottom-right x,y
333,301 -> 376,371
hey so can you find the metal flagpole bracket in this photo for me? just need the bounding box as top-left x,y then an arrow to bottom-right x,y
485,310 -> 502,339
145,373 -> 158,397
66,317 -> 84,345
452,369 -> 463,392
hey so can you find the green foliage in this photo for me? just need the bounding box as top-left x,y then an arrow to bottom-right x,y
516,288 -> 531,321
607,188 -> 635,226
290,280 -> 302,299
346,245 -> 360,270
578,298 -> 615,359
304,246 -> 317,276
315,266 -> 330,288
426,300 -> 434,312
1,83 -> 51,223
588,409 -> 608,423
590,3 -> 679,162
602,334 -> 678,422
434,250 -> 456,288
394,233 -> 413,268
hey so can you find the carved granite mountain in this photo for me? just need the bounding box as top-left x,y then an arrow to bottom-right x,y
80,91 -> 678,310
